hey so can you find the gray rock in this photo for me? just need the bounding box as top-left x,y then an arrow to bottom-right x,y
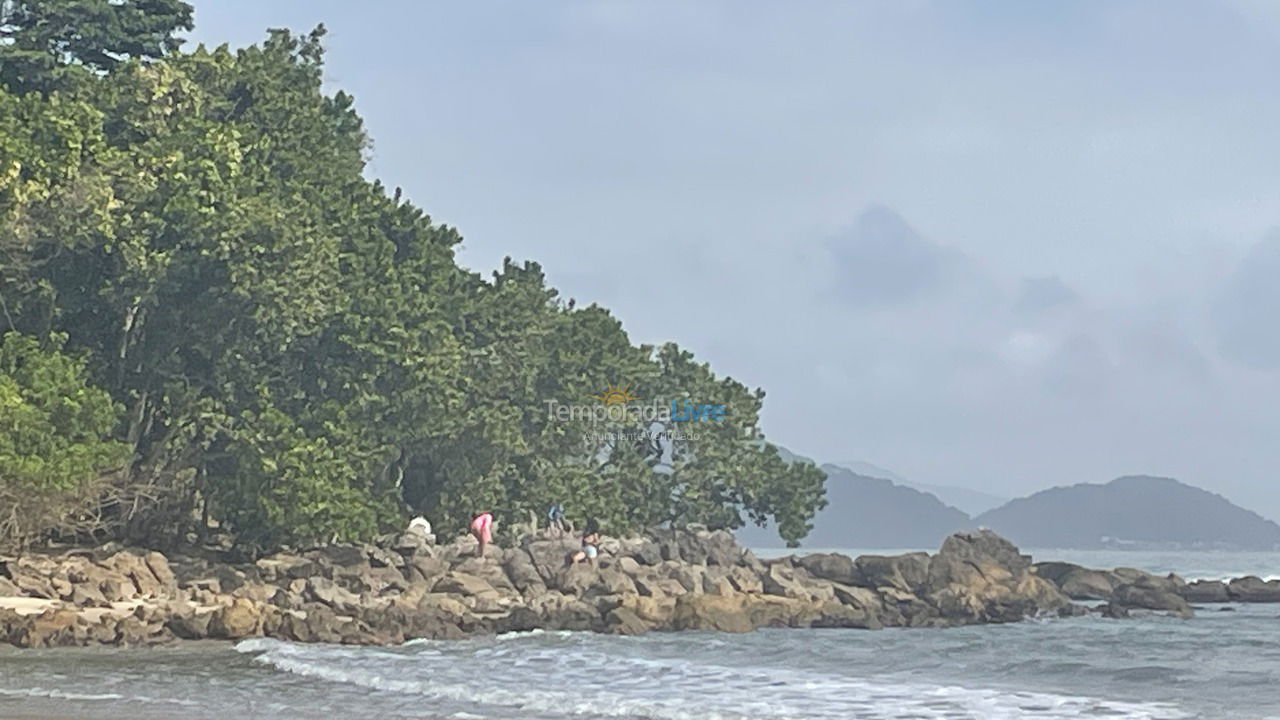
1227,576 -> 1280,602
1182,579 -> 1230,603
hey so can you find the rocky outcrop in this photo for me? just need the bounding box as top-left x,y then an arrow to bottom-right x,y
1225,576 -> 1280,602
0,528 -> 1083,648
6,527 -> 1268,649
1031,561 -> 1280,614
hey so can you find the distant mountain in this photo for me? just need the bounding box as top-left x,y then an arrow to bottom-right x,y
738,461 -> 973,549
975,475 -> 1280,550
836,460 -> 906,483
899,482 -> 1008,517
835,460 -> 1008,516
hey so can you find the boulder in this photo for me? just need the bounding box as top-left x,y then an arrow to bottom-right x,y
503,551 -> 546,595
727,566 -> 763,594
208,598 -> 262,639
669,593 -> 798,632
853,553 -> 930,593
166,604 -> 216,639
1227,576 -> 1280,602
144,552 -> 178,590
615,537 -> 663,566
798,553 -> 858,585
305,577 -> 362,612
1058,569 -> 1117,601
255,554 -> 318,583
0,577 -> 19,596
1033,562 -> 1116,600
669,594 -> 756,633
1181,579 -> 1230,603
405,555 -> 448,586
605,606 -> 653,635
620,595 -> 676,625
4,607 -> 81,648
1110,579 -> 1194,619
332,564 -> 407,595
523,539 -> 575,580
806,601 -> 882,630
526,592 -> 604,632
434,571 -> 500,599
921,530 -> 1069,623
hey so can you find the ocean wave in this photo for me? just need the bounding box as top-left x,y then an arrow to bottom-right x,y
0,687 -> 124,702
236,637 -> 1191,720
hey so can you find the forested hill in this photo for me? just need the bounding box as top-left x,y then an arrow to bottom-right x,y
0,2 -> 826,553
738,462 -> 972,549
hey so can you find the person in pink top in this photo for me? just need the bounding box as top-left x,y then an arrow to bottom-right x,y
470,511 -> 494,557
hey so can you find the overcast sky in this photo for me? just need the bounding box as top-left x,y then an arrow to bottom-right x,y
191,1 -> 1280,519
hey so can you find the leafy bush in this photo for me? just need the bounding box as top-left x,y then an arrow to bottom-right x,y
0,332 -> 129,549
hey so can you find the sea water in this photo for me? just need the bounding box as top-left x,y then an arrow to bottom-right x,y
1,549 -> 1278,720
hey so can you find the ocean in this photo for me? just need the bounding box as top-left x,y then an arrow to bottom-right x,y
2,549 -> 1278,720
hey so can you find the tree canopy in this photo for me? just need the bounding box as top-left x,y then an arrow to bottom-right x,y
0,11 -> 826,553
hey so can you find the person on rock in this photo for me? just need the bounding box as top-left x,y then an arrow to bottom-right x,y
470,510 -> 494,557
547,502 -> 567,537
570,516 -> 601,565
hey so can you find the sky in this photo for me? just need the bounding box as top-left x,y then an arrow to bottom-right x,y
190,1 -> 1280,520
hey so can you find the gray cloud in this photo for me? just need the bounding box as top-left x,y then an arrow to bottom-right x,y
1015,275 -> 1079,316
1213,231 -> 1280,369
827,205 -> 968,307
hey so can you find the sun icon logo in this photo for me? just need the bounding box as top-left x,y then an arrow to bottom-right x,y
594,382 -> 639,406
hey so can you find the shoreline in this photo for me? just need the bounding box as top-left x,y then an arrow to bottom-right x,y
2,528 -> 1279,649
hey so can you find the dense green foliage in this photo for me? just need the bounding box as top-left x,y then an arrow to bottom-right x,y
0,7 -> 825,552
1,0 -> 193,93
0,332 -> 129,547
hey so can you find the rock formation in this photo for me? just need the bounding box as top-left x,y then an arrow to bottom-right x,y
0,528 -> 1264,648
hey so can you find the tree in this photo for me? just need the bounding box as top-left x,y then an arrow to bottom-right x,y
0,331 -> 129,549
0,0 -> 193,93
0,15 -> 828,553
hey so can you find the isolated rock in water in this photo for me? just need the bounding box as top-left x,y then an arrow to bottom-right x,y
1227,576 -> 1280,602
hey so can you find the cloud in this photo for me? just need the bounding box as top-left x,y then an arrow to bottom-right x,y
1212,230 -> 1280,369
826,205 -> 966,307
1015,275 -> 1079,315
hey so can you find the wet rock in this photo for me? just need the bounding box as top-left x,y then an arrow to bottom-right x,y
1227,576 -> 1280,602
1111,578 -> 1194,619
1181,579 -> 1230,603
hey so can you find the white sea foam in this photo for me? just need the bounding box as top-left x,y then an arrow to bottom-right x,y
235,636 -> 1191,720
0,687 -> 125,702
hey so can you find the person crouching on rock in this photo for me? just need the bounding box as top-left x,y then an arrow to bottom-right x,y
570,517 -> 601,565
470,510 -> 494,557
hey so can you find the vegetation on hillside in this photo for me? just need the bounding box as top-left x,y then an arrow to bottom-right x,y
0,0 -> 825,553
